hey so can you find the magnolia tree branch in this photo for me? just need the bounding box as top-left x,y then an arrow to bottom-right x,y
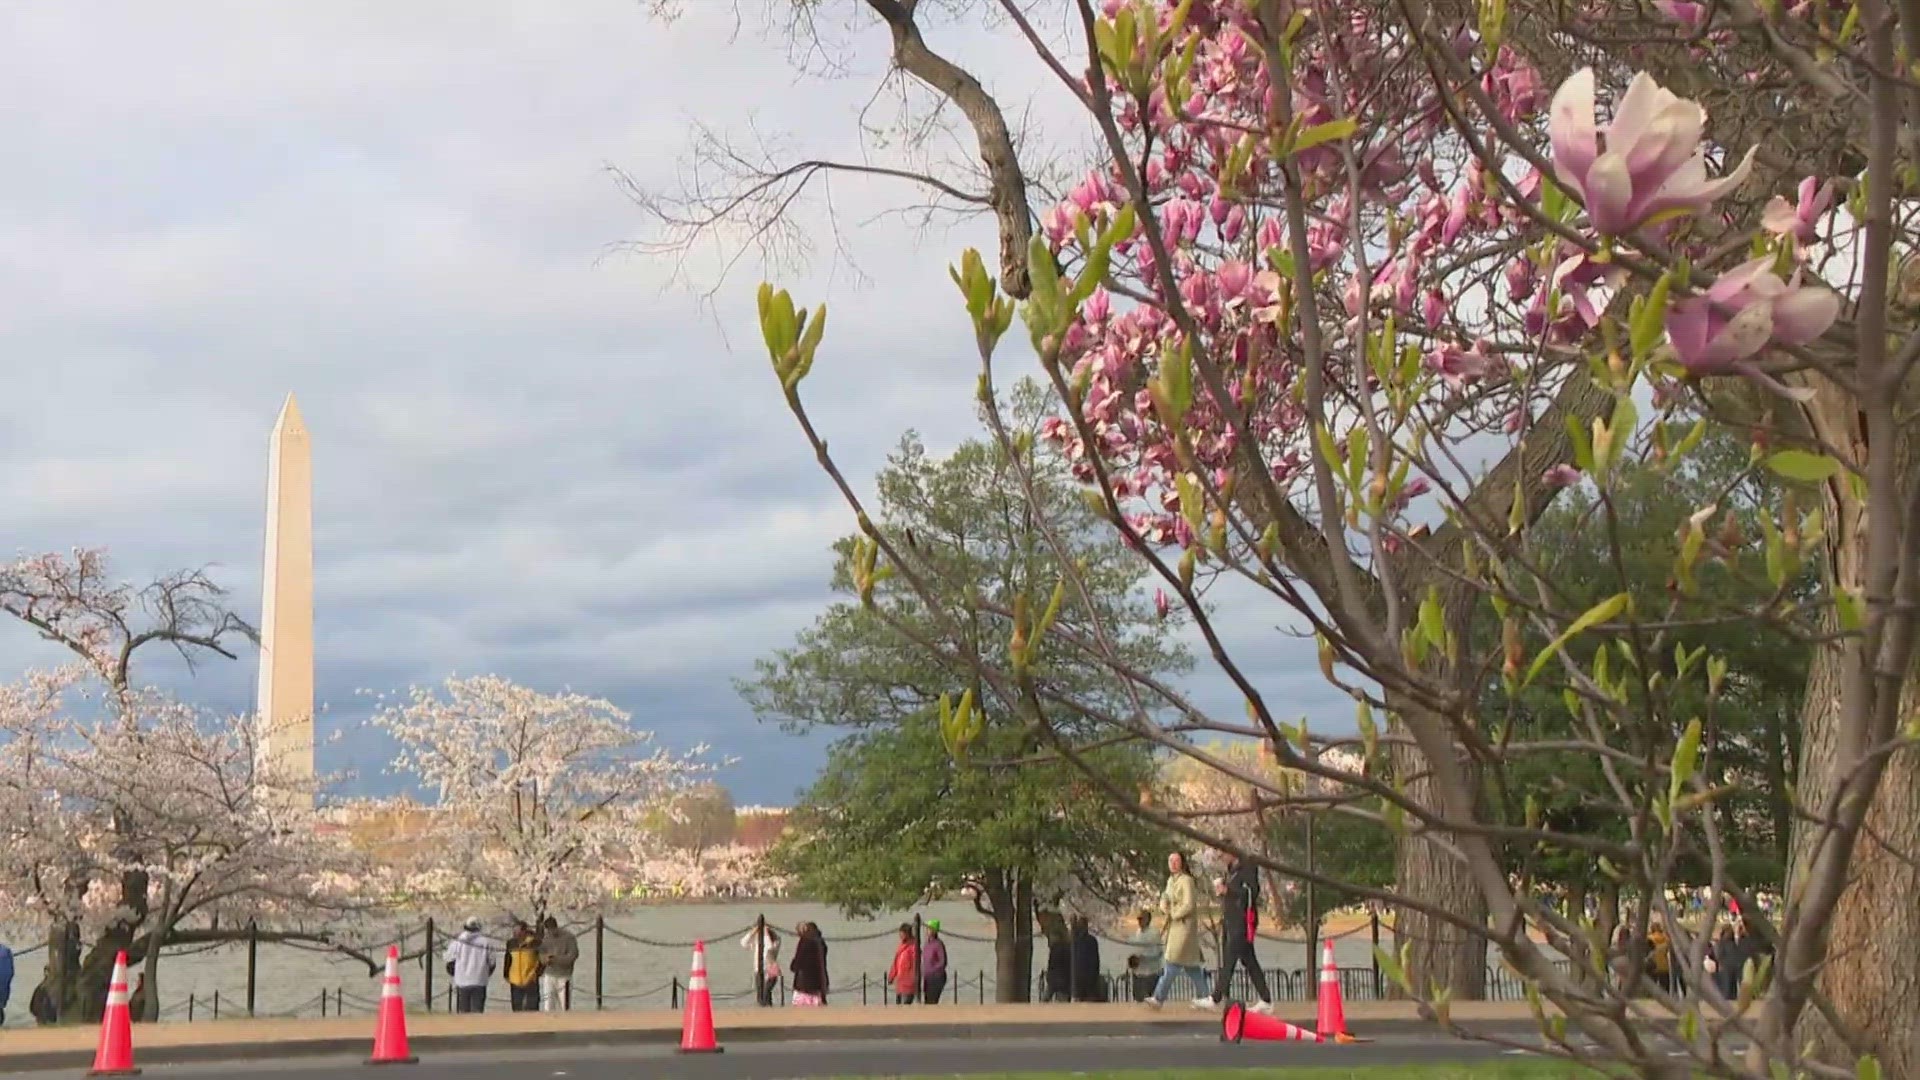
738,0 -> 1920,1074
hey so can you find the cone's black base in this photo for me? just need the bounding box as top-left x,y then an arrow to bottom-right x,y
367,1056 -> 421,1065
89,1070 -> 142,1077
677,1047 -> 724,1055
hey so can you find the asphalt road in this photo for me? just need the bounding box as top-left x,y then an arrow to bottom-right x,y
13,1033 -> 1529,1078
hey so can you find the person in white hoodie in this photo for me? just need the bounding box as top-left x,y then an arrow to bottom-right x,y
444,918 -> 497,1013
740,924 -> 782,1007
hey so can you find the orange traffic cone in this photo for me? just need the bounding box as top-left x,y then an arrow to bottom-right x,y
90,951 -> 140,1076
369,945 -> 419,1066
1222,1001 -> 1325,1043
678,940 -> 723,1054
1315,939 -> 1365,1043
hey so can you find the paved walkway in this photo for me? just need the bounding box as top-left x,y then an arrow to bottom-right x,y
0,1000 -> 1542,1069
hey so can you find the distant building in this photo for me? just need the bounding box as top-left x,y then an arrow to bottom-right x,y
733,806 -> 790,850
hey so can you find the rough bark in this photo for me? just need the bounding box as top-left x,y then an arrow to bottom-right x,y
1786,377 -> 1920,1075
986,872 -> 1036,1003
1388,699 -> 1490,1000
864,0 -> 1034,300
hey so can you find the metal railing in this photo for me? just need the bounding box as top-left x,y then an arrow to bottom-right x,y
116,909 -> 1570,1021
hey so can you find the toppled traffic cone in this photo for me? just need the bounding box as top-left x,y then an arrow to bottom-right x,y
1222,1001 -> 1325,1043
90,951 -> 140,1076
1316,938 -> 1365,1043
369,945 -> 419,1066
678,940 -> 723,1054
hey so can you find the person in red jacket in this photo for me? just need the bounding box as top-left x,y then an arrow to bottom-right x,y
888,923 -> 920,1005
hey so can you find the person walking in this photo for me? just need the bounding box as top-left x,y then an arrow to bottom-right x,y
1069,915 -> 1105,1002
1127,911 -> 1163,1002
1146,852 -> 1214,1010
537,917 -> 578,1012
505,921 -> 542,1012
740,923 -> 782,1007
1647,917 -> 1674,993
444,917 -> 497,1014
1708,919 -> 1750,1001
1038,910 -> 1073,1002
921,921 -> 949,1005
789,922 -> 829,1006
0,941 -> 13,1027
888,924 -> 920,1005
1215,852 -> 1275,1013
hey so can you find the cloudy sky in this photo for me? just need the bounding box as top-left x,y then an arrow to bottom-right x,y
0,1 -> 1341,805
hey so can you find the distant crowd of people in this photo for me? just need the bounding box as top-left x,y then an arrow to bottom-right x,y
2,847 -> 1769,1026
1614,912 -> 1767,1001
738,920 -> 848,1005
738,919 -> 950,1006
442,915 -> 579,1013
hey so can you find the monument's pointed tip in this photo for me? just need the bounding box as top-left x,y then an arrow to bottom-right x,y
273,393 -> 307,435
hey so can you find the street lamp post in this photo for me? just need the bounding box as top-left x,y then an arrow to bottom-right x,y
1305,809 -> 1318,996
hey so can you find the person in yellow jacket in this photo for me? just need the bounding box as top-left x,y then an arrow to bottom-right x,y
505,920 -> 543,1011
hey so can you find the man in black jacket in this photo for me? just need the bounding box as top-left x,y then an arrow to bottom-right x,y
1215,852 -> 1275,1013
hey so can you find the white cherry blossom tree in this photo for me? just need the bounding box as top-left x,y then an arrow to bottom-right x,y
374,674 -> 709,922
0,667 -> 378,1021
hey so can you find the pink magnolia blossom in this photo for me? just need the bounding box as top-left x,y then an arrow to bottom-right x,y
1653,0 -> 1709,30
1425,344 -> 1498,388
1543,464 -> 1583,488
1548,68 -> 1755,236
1663,257 -> 1840,380
1761,176 -> 1837,247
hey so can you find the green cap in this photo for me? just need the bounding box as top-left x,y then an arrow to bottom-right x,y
926,919 -> 941,932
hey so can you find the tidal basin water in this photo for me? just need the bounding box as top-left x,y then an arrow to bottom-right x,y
4,901 -> 1398,1017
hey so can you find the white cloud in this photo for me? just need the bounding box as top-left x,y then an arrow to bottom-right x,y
0,0 -> 1331,801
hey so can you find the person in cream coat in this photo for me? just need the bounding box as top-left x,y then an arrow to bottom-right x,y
1146,852 -> 1216,1009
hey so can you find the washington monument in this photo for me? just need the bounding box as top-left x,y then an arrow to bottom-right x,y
257,393 -> 315,806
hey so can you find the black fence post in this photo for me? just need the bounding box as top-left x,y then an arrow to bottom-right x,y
754,914 -> 768,1008
188,994 -> 196,1022
213,990 -> 221,1020
913,913 -> 924,1006
1370,912 -> 1382,1000
246,919 -> 259,1017
321,989 -> 328,1018
672,976 -> 681,1011
595,916 -> 606,1011
978,969 -> 984,1004
861,972 -> 868,1006
424,917 -> 436,1013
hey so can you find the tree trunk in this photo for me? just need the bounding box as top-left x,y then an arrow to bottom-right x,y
37,918 -> 81,1023
1788,655 -> 1920,1072
70,923 -> 139,1023
1597,884 -> 1620,944
987,873 -> 1035,1003
1388,700 -> 1490,1000
136,917 -> 168,1022
1785,379 -> 1920,1075
1764,705 -> 1794,882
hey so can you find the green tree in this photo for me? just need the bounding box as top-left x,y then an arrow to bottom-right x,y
742,386 -> 1188,1001
1477,433 -> 1809,929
